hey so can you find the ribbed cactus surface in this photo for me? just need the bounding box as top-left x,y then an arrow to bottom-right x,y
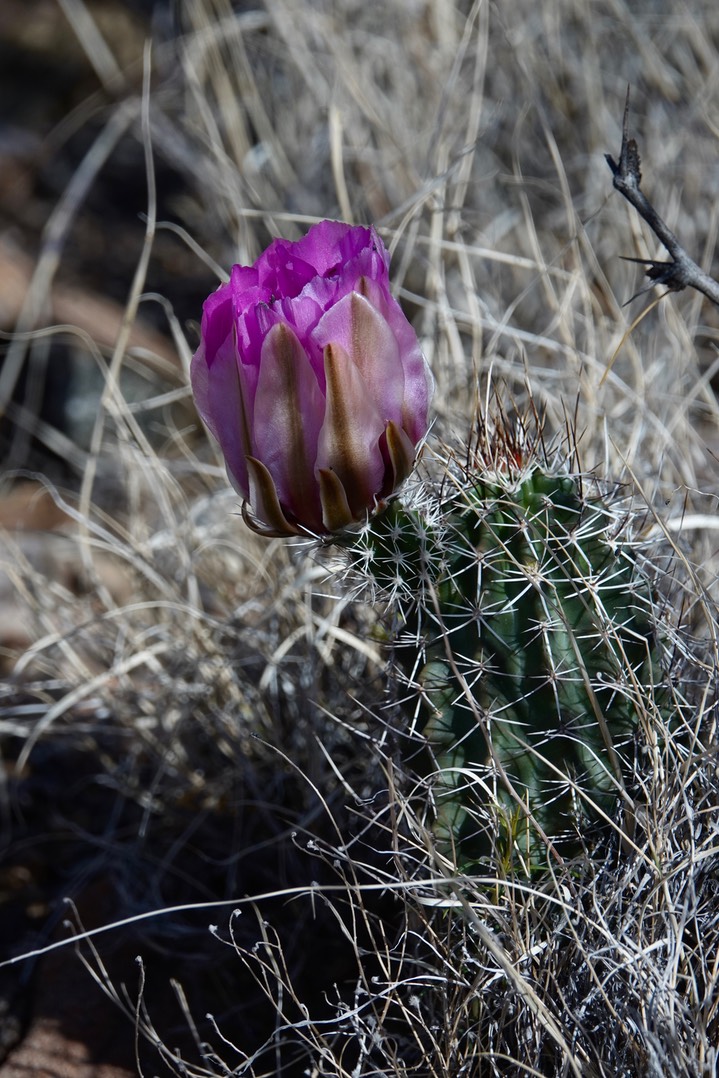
360,448 -> 663,870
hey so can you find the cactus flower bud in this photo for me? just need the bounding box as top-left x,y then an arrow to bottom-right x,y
191,220 -> 433,536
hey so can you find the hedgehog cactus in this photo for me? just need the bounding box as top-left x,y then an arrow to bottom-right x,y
358,421 -> 664,871
188,221 -> 667,874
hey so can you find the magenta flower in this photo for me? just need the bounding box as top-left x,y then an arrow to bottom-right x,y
191,220 -> 433,536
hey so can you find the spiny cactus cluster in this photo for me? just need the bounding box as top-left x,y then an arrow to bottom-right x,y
352,414 -> 667,872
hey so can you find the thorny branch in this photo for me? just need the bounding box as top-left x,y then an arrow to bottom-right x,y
606,91 -> 719,307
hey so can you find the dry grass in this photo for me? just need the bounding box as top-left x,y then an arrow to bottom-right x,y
2,0 -> 719,1074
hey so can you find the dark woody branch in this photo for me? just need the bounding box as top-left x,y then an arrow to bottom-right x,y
605,92 -> 719,308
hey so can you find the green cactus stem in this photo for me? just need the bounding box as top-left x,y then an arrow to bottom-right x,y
358,436 -> 665,872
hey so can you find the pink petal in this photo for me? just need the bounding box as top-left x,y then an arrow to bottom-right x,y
199,281 -> 234,364
251,322 -> 325,530
312,291 -> 404,424
316,342 -> 386,518
335,226 -> 389,288
357,277 -> 434,444
293,220 -> 361,274
190,329 -> 253,499
258,241 -> 317,295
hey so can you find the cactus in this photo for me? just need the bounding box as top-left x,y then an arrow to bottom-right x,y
354,416 -> 665,871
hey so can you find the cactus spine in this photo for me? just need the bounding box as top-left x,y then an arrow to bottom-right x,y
355,417 -> 664,871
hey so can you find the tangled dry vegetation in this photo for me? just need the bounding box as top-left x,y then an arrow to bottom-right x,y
1,0 -> 719,1075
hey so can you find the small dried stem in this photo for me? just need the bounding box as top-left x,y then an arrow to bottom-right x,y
606,90 -> 719,307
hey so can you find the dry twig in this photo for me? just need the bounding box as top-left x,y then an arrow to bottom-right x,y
606,91 -> 719,307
